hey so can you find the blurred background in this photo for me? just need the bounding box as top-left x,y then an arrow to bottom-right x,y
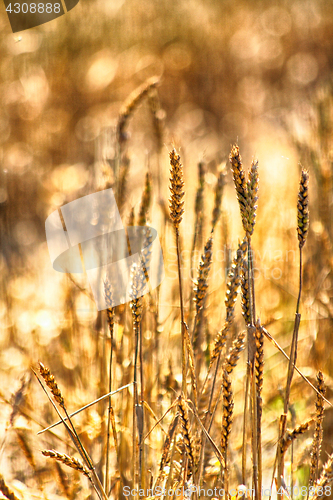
1,0 -> 333,496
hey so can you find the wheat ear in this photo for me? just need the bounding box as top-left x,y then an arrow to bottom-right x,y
311,453 -> 333,500
42,450 -> 92,480
177,395 -> 196,476
297,168 -> 309,249
221,369 -> 234,491
193,234 -> 213,354
281,419 -> 314,454
169,148 -> 187,396
138,172 -> 152,226
212,169 -> 225,230
210,239 -> 247,366
117,77 -> 159,146
38,362 -> 65,408
309,371 -> 326,490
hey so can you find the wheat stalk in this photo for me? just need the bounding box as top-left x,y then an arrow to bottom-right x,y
169,148 -> 187,396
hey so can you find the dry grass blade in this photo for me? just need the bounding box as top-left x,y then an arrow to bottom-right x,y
0,475 -> 20,500
42,450 -> 92,480
54,461 -> 71,500
37,383 -> 132,434
16,430 -> 36,470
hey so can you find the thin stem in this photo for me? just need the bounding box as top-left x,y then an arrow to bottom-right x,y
132,322 -> 140,494
176,228 -> 187,397
242,365 -> 250,485
277,246 -> 303,499
139,320 -> 145,491
197,351 -> 222,485
105,318 -> 114,493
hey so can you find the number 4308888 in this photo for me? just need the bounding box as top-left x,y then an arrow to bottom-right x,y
6,3 -> 61,13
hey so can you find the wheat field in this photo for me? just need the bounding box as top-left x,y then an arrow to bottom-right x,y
1,0 -> 333,499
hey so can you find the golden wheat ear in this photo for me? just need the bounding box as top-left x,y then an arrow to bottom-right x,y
297,167 -> 309,249
38,362 -> 65,408
193,234 -> 213,315
169,148 -> 185,230
42,450 -> 92,481
177,395 -> 196,475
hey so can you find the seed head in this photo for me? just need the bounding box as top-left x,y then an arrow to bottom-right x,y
297,168 -> 309,249
169,149 -> 185,229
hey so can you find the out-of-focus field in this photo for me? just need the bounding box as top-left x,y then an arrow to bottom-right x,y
1,0 -> 333,498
